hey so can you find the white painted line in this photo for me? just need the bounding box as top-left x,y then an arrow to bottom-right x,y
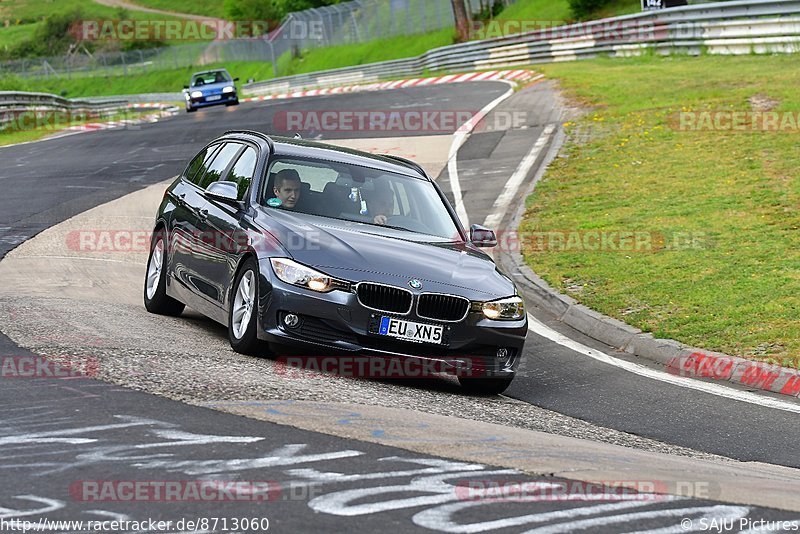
447,81 -> 516,230
527,314 -> 800,414
484,124 -> 556,229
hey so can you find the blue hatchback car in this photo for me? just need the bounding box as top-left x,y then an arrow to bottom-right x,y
183,69 -> 240,112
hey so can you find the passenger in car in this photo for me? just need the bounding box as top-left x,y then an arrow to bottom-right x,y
272,169 -> 302,210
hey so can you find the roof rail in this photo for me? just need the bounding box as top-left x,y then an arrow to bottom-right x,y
382,154 -> 427,178
223,130 -> 274,150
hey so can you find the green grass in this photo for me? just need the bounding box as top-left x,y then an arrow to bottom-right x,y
0,108 -> 152,146
276,29 -> 456,78
0,0 -> 188,51
0,61 -> 271,97
490,0 -> 641,31
521,54 -> 800,368
0,26 -> 454,98
0,21 -> 40,53
1,0 -> 118,21
118,0 -> 225,19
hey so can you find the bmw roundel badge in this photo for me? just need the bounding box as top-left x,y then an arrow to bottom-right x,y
409,279 -> 422,290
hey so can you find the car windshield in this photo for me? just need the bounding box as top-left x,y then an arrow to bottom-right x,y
262,156 -> 461,240
191,71 -> 231,86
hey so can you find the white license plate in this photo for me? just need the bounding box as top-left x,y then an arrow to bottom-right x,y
206,95 -> 222,101
378,317 -> 443,344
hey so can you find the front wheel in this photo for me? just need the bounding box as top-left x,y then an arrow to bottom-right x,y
228,258 -> 265,355
458,375 -> 514,395
144,231 -> 185,316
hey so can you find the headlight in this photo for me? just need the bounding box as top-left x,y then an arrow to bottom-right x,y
222,86 -> 235,94
190,91 -> 203,99
482,296 -> 525,321
270,258 -> 332,292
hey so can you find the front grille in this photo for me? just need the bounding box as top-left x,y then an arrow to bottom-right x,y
417,293 -> 470,322
357,283 -> 412,314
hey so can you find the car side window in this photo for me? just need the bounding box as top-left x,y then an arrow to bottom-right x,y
185,144 -> 222,186
224,146 -> 258,200
198,143 -> 243,190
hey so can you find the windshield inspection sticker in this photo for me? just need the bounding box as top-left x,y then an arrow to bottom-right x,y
267,198 -> 283,208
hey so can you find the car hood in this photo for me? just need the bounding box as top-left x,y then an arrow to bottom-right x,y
253,208 -> 515,301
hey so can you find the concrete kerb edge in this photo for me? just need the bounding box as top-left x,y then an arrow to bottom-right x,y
496,87 -> 800,401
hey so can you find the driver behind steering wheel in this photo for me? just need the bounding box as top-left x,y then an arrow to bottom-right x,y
365,184 -> 394,225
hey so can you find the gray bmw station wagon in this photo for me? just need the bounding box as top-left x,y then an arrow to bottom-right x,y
144,131 -> 527,394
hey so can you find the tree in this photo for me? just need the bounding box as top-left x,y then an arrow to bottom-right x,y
451,0 -> 471,42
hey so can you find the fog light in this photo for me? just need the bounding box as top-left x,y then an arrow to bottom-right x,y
496,348 -> 509,361
284,313 -> 300,328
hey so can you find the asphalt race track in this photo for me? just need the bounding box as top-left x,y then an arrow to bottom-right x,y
0,81 -> 798,531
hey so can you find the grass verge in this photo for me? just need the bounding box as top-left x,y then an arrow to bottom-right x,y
522,54 -> 800,368
275,29 -> 456,78
0,61 -> 271,97
0,108 -> 156,146
0,0 -> 189,52
0,26 -> 455,98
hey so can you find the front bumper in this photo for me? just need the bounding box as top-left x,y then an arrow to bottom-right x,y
186,92 -> 238,108
256,273 -> 527,378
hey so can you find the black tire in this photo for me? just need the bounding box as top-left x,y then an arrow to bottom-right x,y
144,230 -> 185,316
228,258 -> 264,355
458,375 -> 515,395
226,99 -> 239,107
186,104 -> 196,113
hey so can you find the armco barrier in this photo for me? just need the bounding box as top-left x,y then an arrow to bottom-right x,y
0,91 -> 129,129
243,0 -> 800,96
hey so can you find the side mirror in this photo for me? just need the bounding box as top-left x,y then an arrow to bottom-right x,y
233,77 -> 240,82
205,181 -> 240,206
470,224 -> 497,248
183,85 -> 189,89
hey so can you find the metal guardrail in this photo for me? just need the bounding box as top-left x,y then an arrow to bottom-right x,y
0,91 -> 129,129
82,93 -> 183,104
243,0 -> 800,96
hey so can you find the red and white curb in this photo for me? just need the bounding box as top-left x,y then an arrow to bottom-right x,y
64,104 -> 180,132
242,69 -> 540,103
668,351 -> 800,398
